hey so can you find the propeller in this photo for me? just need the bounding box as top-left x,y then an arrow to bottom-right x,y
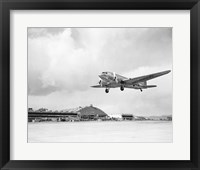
113,72 -> 118,83
98,78 -> 102,86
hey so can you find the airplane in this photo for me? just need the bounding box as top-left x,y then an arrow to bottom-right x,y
91,70 -> 171,93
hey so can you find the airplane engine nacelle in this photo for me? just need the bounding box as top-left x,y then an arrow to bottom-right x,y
99,79 -> 107,87
138,81 -> 147,86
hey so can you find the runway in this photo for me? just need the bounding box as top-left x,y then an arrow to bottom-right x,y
28,121 -> 172,143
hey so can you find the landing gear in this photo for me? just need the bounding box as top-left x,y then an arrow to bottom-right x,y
120,86 -> 124,91
140,89 -> 143,92
105,88 -> 109,93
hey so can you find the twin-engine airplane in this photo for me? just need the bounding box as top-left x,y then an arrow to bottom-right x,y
91,70 -> 171,93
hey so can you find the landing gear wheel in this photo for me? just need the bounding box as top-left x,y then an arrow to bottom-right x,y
120,86 -> 124,91
105,88 -> 109,93
140,89 -> 143,92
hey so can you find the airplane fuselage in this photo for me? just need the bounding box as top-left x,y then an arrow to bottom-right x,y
99,72 -> 127,83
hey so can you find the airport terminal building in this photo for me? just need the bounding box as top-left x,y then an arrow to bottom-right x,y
28,106 -> 108,122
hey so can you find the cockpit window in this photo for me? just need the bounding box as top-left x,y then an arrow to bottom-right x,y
102,72 -> 107,74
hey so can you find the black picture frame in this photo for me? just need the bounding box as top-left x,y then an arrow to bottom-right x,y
0,0 -> 199,169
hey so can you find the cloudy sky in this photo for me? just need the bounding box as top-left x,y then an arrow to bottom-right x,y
28,27 -> 172,116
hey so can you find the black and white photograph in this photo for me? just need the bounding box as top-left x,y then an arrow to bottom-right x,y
28,27 -> 172,143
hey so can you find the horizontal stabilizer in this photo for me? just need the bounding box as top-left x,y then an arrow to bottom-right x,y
141,85 -> 157,88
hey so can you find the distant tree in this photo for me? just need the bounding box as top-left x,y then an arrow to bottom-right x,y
37,108 -> 48,112
28,108 -> 34,112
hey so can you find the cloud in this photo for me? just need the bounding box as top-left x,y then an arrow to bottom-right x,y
28,28 -> 66,38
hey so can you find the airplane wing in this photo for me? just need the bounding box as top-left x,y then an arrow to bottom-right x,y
91,85 -> 104,88
124,70 -> 171,85
91,84 -> 120,88
125,85 -> 157,89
